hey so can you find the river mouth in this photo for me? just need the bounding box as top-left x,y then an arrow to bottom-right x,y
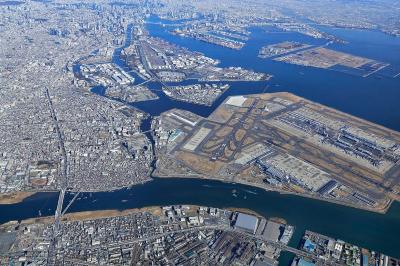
3,15 -> 400,261
1,178 -> 400,258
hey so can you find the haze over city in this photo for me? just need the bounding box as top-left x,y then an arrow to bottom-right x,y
0,0 -> 399,265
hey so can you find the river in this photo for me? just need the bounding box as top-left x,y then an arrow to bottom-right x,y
1,179 -> 400,259
1,16 -> 400,264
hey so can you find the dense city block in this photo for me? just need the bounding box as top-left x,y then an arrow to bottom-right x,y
0,206 -> 294,265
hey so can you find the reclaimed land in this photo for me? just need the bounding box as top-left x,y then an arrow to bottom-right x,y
154,173 -> 392,214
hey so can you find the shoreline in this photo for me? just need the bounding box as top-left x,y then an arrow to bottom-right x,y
0,174 -> 392,215
0,191 -> 38,204
0,204 -> 269,227
0,179 -> 154,205
152,173 -> 392,214
0,206 -> 165,227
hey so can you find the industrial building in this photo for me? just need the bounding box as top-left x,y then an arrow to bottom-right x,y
234,212 -> 259,234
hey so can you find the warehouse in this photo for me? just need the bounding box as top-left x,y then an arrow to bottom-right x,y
234,213 -> 259,234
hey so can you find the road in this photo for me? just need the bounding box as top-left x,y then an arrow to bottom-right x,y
48,224 -> 339,265
45,88 -> 69,263
3,217 -> 343,266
